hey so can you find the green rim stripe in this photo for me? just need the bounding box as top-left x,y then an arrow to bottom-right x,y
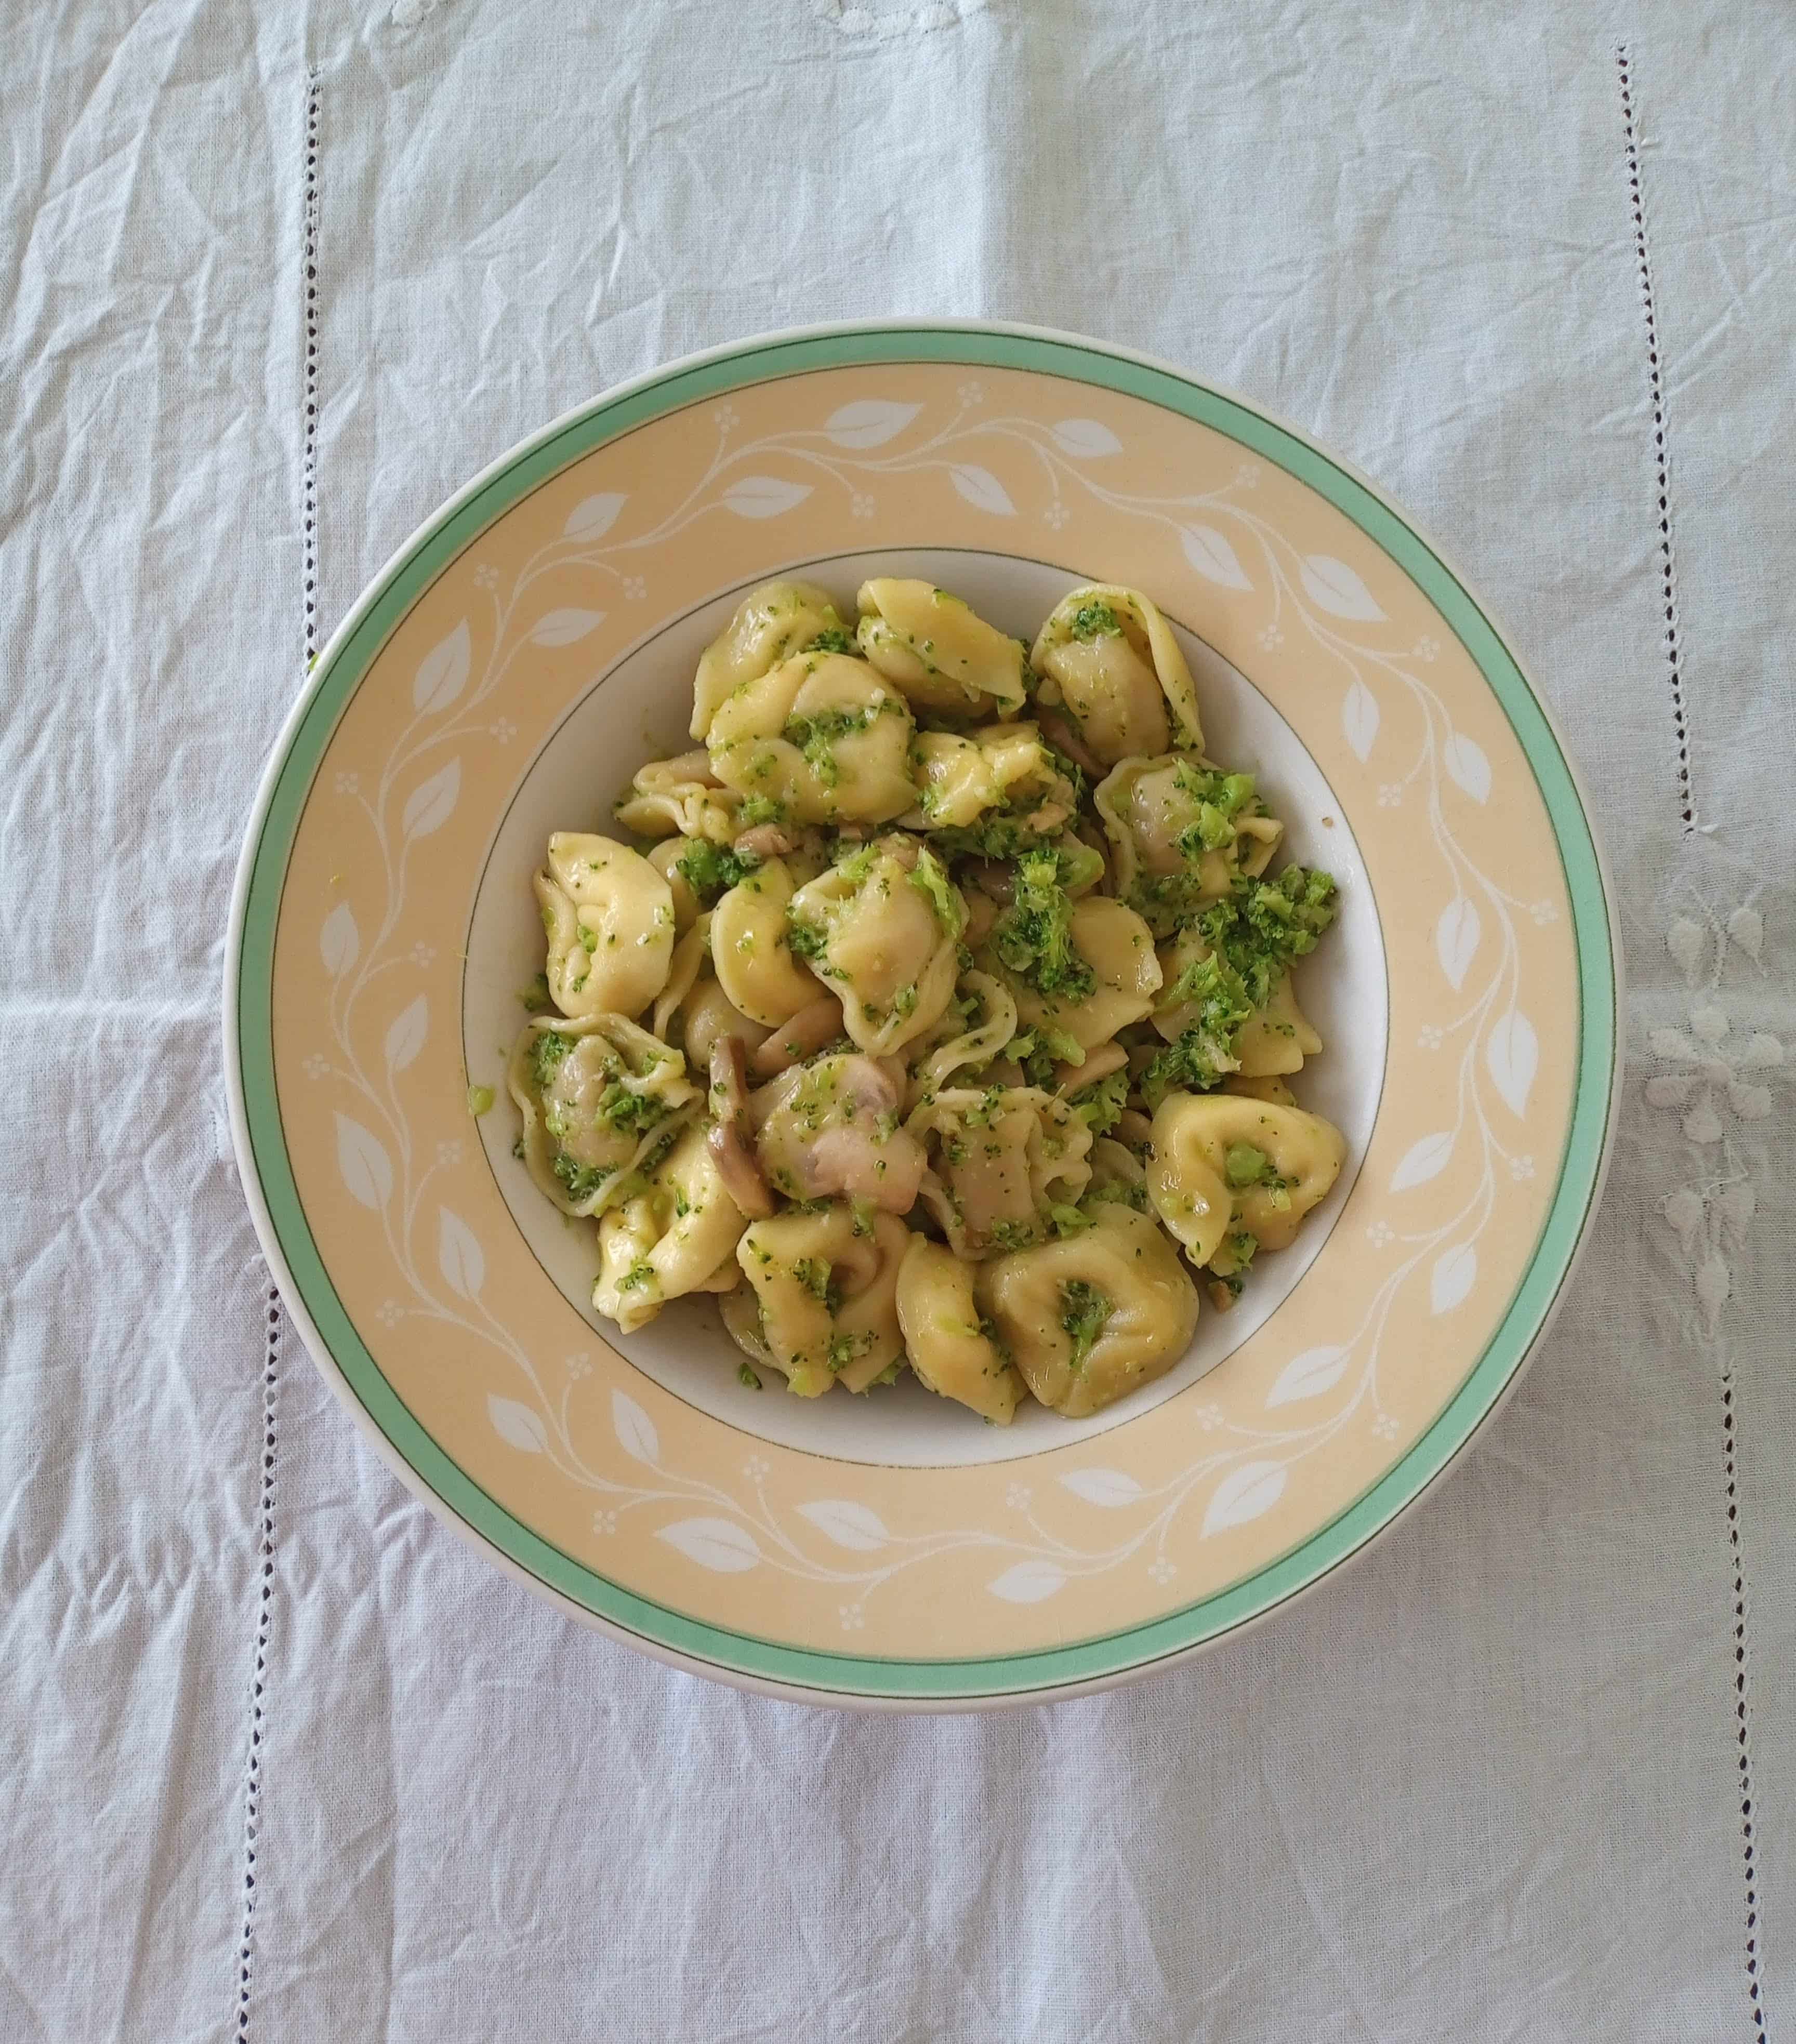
233,326 -> 1616,1701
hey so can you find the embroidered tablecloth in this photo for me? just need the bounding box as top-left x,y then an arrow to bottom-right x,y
3,3 -> 1790,2036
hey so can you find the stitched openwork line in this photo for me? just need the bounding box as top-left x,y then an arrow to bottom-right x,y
1616,46 -> 1695,834
236,69 -> 319,2043
1721,1357 -> 1769,2043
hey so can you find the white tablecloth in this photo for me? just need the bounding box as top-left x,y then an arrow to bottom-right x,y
5,2 -> 1791,2036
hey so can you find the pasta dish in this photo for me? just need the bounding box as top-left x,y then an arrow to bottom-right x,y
506,577 -> 1345,1423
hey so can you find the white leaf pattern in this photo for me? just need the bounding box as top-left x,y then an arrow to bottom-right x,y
562,492 -> 626,541
1058,1469 -> 1144,1507
1265,1347 -> 1350,1409
1727,907 -> 1763,962
334,1114 -> 392,1211
1443,733 -> 1493,803
1697,1254 -> 1731,1330
384,995 -> 428,1074
987,1560 -> 1066,1603
1342,681 -> 1380,761
437,1207 -> 484,1300
656,1518 -> 761,1573
611,1389 -> 661,1467
401,759 -> 460,841
1202,1461 -> 1287,1537
1486,1011 -> 1539,1117
948,464 -> 1016,516
1178,524 -> 1252,590
1430,1243 -> 1477,1315
797,1500 -> 890,1551
1666,916 -> 1706,983
1389,1131 -> 1455,1192
488,1396 -> 548,1454
1435,897 -> 1481,990
529,607 -> 605,647
1049,417 -> 1122,458
412,619 -> 471,713
320,901 -> 359,977
721,475 -> 812,520
823,399 -> 921,449
1300,554 -> 1386,621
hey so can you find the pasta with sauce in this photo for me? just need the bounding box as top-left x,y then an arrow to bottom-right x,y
506,575 -> 1347,1422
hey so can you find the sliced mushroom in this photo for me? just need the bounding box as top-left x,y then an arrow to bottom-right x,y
1037,707 -> 1103,782
732,822 -> 801,859
749,993 -> 848,1079
706,1036 -> 774,1219
751,1053 -> 926,1212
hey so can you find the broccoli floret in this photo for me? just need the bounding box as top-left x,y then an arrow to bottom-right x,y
907,845 -> 967,938
550,1151 -> 612,1203
1069,1067 -> 1129,1135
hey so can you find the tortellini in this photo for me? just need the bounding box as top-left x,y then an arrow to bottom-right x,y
910,1084 -> 1092,1257
855,578 -> 1028,718
613,752 -> 741,845
507,1013 -> 699,1216
1095,755 -> 1283,935
1147,1093 -> 1345,1278
981,1205 -> 1199,1418
707,649 -> 915,825
995,895 -> 1163,1053
895,1237 -> 1025,1424
595,1123 -> 749,1333
534,833 -> 677,1020
691,579 -> 849,741
511,573 -> 1351,1424
710,858 -> 822,1027
752,1053 -> 926,1212
735,1204 -> 909,1396
1030,585 -> 1203,765
789,840 -> 965,1055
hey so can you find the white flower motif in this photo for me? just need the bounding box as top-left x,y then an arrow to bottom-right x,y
712,403 -> 739,430
1195,1402 -> 1224,1431
1257,624 -> 1284,650
1646,1002 -> 1784,1144
742,1454 -> 770,1482
488,718 -> 517,744
1147,1557 -> 1177,1585
564,1350 -> 592,1380
1417,1024 -> 1443,1050
1372,1414 -> 1402,1442
1412,634 -> 1440,662
302,1052 -> 330,1079
333,771 -> 359,795
623,575 -> 646,601
1235,461 -> 1260,488
376,1298 -> 405,1328
410,941 -> 436,967
957,379 -> 985,405
1508,1154 -> 1535,1182
1365,1220 -> 1394,1248
592,1508 -> 617,1535
1005,1482 -> 1032,1510
850,491 -> 876,520
1040,500 -> 1071,530
436,1138 -> 464,1168
1377,782 -> 1403,808
839,1602 -> 866,1631
473,564 -> 500,591
1529,899 -> 1560,926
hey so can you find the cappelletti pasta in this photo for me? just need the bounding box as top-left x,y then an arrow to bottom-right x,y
508,575 -> 1348,1421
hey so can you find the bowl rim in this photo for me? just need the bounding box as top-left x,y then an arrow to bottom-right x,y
223,316 -> 1623,1712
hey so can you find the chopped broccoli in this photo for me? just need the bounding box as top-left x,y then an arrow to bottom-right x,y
1068,600 -> 1125,641
1069,1068 -> 1129,1134
1059,1279 -> 1112,1371
465,1084 -> 494,1117
551,1151 -> 613,1203
1225,1142 -> 1272,1188
1172,765 -> 1261,857
995,850 -> 1095,1000
785,913 -> 829,961
530,1029 -> 575,1090
807,626 -> 856,655
908,845 -> 967,938
738,794 -> 787,828
676,839 -> 762,904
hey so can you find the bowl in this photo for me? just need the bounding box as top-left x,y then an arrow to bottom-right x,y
226,321 -> 1618,1708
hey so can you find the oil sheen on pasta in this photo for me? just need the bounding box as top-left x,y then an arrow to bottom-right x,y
505,577 -> 1346,1423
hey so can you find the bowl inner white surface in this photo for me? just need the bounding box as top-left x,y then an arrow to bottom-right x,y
463,550 -> 1387,1469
